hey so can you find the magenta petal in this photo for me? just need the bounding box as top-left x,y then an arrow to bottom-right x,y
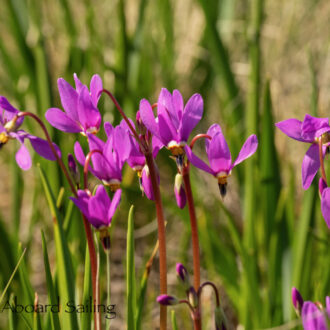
74,141 -> 86,166
301,114 -> 330,140
180,93 -> 203,142
205,124 -> 222,155
172,89 -> 184,121
139,99 -> 159,137
302,302 -> 327,330
321,188 -> 330,229
27,135 -> 61,161
232,134 -> 258,168
57,78 -> 79,121
107,189 -> 121,221
15,141 -> 32,170
45,108 -> 81,133
174,174 -> 186,209
73,73 -> 84,94
90,74 -> 103,106
113,126 -> 131,165
158,88 -> 179,129
88,187 -> 109,227
104,121 -> 114,138
158,113 -> 177,145
207,131 -> 231,173
94,185 -> 111,207
184,146 -> 214,175
70,190 -> 90,217
0,96 -> 19,114
302,144 -> 320,190
78,86 -> 101,132
275,119 -> 307,142
141,165 -> 159,200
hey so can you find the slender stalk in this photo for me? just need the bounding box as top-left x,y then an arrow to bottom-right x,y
17,111 -> 101,330
83,149 -> 103,189
198,281 -> 220,307
106,251 -> 111,330
319,138 -> 327,185
181,166 -> 200,291
94,232 -> 101,330
144,152 -> 167,330
102,89 -> 168,329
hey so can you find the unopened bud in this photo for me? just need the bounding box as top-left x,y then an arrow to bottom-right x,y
319,178 -> 327,197
68,154 -> 80,185
292,287 -> 304,316
174,174 -> 186,209
157,295 -> 179,306
176,263 -> 190,289
188,287 -> 198,308
215,306 -> 227,330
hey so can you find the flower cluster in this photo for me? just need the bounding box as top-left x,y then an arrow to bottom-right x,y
292,287 -> 330,329
276,115 -> 330,228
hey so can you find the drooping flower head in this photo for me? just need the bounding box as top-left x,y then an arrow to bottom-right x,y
174,173 -> 186,209
74,122 -> 130,191
46,74 -> 103,135
301,297 -> 330,330
185,124 -> 258,197
119,117 -> 162,200
139,88 -> 203,161
0,96 -> 60,170
70,185 -> 121,229
275,114 -> 330,189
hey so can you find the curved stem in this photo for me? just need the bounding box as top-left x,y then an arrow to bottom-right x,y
17,112 -> 77,195
101,89 -> 147,153
144,152 -> 168,330
198,281 -> 220,307
178,300 -> 195,314
18,111 -> 101,329
182,165 -> 200,292
319,138 -> 327,185
190,134 -> 211,150
83,149 -> 103,189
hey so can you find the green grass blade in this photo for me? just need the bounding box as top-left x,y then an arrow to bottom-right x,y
81,245 -> 92,330
126,205 -> 136,330
171,310 -> 178,330
41,231 -> 61,330
0,247 -> 26,305
38,165 -> 78,329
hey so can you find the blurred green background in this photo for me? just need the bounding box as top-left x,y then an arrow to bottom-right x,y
0,0 -> 329,329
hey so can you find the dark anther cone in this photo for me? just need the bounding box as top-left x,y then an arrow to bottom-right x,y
218,183 -> 227,198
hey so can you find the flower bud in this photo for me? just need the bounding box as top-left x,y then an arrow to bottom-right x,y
174,174 -> 186,209
176,263 -> 190,289
68,154 -> 80,185
157,295 -> 179,306
292,287 -> 304,316
215,306 -> 227,330
319,178 -> 327,197
188,287 -> 198,308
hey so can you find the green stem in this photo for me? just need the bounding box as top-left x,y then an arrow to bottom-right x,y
106,251 -> 111,330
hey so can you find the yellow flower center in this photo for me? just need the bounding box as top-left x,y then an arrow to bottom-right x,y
0,132 -> 9,145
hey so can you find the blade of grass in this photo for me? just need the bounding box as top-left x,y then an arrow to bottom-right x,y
81,244 -> 92,330
171,310 -> 179,330
126,205 -> 136,330
38,165 -> 78,330
41,231 -> 61,330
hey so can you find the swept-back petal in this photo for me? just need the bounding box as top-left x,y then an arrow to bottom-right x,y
207,131 -> 231,173
180,93 -> 203,142
158,88 -> 179,129
172,89 -> 184,121
45,108 -> 81,133
301,114 -> 330,140
302,302 -> 327,330
88,196 -> 108,228
78,86 -> 101,132
139,99 -> 159,137
0,96 -> 19,114
27,135 -> 61,161
232,134 -> 258,168
321,188 -> 330,229
57,78 -> 79,121
205,124 -> 222,155
73,73 -> 84,94
70,190 -> 90,217
90,74 -> 103,106
15,139 -> 32,170
113,125 -> 131,165
184,146 -> 214,175
302,144 -> 320,190
275,119 -> 307,142
158,113 -> 177,146
107,189 -> 122,221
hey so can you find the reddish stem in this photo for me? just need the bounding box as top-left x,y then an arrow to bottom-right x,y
101,89 -> 147,153
198,281 -> 220,307
190,134 -> 211,150
319,138 -> 327,185
144,152 -> 168,330
83,149 -> 103,189
17,112 -> 101,330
